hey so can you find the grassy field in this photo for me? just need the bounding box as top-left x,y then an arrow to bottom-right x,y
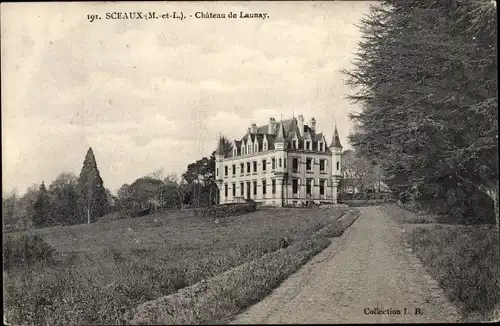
381,203 -> 500,321
4,207 -> 347,325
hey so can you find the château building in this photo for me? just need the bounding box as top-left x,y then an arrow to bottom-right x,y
215,114 -> 343,207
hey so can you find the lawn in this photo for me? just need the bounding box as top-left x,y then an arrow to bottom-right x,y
4,207 -> 347,325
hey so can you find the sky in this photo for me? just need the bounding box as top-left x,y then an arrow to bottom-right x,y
1,1 -> 374,195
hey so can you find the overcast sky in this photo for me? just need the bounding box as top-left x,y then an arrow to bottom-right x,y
2,1 -> 373,195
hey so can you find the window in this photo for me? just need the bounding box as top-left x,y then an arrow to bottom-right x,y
292,179 -> 299,194
262,159 -> 266,171
292,157 -> 299,171
242,146 -> 245,155
253,181 -> 257,195
284,158 -> 287,168
320,180 -> 325,195
279,158 -> 282,168
272,179 -> 276,194
240,182 -> 244,196
232,183 -> 236,197
224,166 -> 228,176
246,182 -> 251,199
292,140 -> 297,149
336,162 -> 340,171
216,168 -> 219,176
253,161 -> 257,172
319,143 -> 323,151
247,162 -> 251,173
240,163 -> 244,175
320,159 -> 325,172
232,164 -> 236,175
306,179 -> 312,195
272,158 -> 276,169
224,184 -> 228,197
306,158 -> 312,171
262,180 -> 267,195
306,141 -> 311,150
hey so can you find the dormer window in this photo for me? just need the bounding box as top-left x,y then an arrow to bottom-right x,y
233,148 -> 237,157
247,144 -> 252,154
306,141 -> 311,150
263,142 -> 268,151
292,140 -> 297,149
319,142 -> 323,151
254,144 -> 258,153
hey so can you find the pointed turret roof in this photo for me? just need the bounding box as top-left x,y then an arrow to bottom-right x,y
275,121 -> 286,143
216,137 -> 225,156
329,125 -> 343,148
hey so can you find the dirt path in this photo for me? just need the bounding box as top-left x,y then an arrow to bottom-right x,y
230,206 -> 462,324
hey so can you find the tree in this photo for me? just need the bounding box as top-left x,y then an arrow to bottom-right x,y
117,183 -> 133,210
129,176 -> 164,209
78,147 -> 109,224
48,172 -> 79,225
161,173 -> 186,208
182,136 -> 233,207
343,0 -> 497,229
15,184 -> 39,230
32,182 -> 52,228
340,149 -> 377,194
2,190 -> 18,229
105,188 -> 119,213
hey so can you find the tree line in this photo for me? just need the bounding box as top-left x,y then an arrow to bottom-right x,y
3,138 -> 234,230
344,0 -> 497,226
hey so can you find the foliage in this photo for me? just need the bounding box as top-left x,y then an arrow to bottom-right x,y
406,224 -> 500,320
3,208 -> 346,325
48,172 -> 79,225
340,149 -> 379,194
77,147 -> 109,224
344,0 -> 498,226
315,210 -> 360,237
32,182 -> 52,228
128,176 -> 164,209
190,201 -> 257,219
2,190 -> 18,228
182,135 -> 233,207
3,233 -> 55,269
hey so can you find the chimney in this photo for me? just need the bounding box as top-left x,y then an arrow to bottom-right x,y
268,117 -> 277,134
309,117 -> 316,132
298,114 -> 304,136
251,123 -> 258,134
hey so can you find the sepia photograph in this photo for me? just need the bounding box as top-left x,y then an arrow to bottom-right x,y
2,0 -> 498,324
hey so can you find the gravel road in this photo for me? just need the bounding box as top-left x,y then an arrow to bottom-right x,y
230,206 -> 462,324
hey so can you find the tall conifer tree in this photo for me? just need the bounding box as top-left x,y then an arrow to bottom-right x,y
78,147 -> 108,223
32,181 -> 51,227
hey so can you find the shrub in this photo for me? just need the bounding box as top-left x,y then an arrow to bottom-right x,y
130,207 -> 152,218
190,202 -> 256,219
3,233 -> 55,269
316,211 -> 360,238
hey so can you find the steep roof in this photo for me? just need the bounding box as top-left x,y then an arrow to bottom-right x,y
215,138 -> 225,156
275,121 -> 286,143
330,125 -> 343,148
232,117 -> 333,152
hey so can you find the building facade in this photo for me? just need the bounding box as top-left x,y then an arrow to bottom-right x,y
215,115 -> 343,207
